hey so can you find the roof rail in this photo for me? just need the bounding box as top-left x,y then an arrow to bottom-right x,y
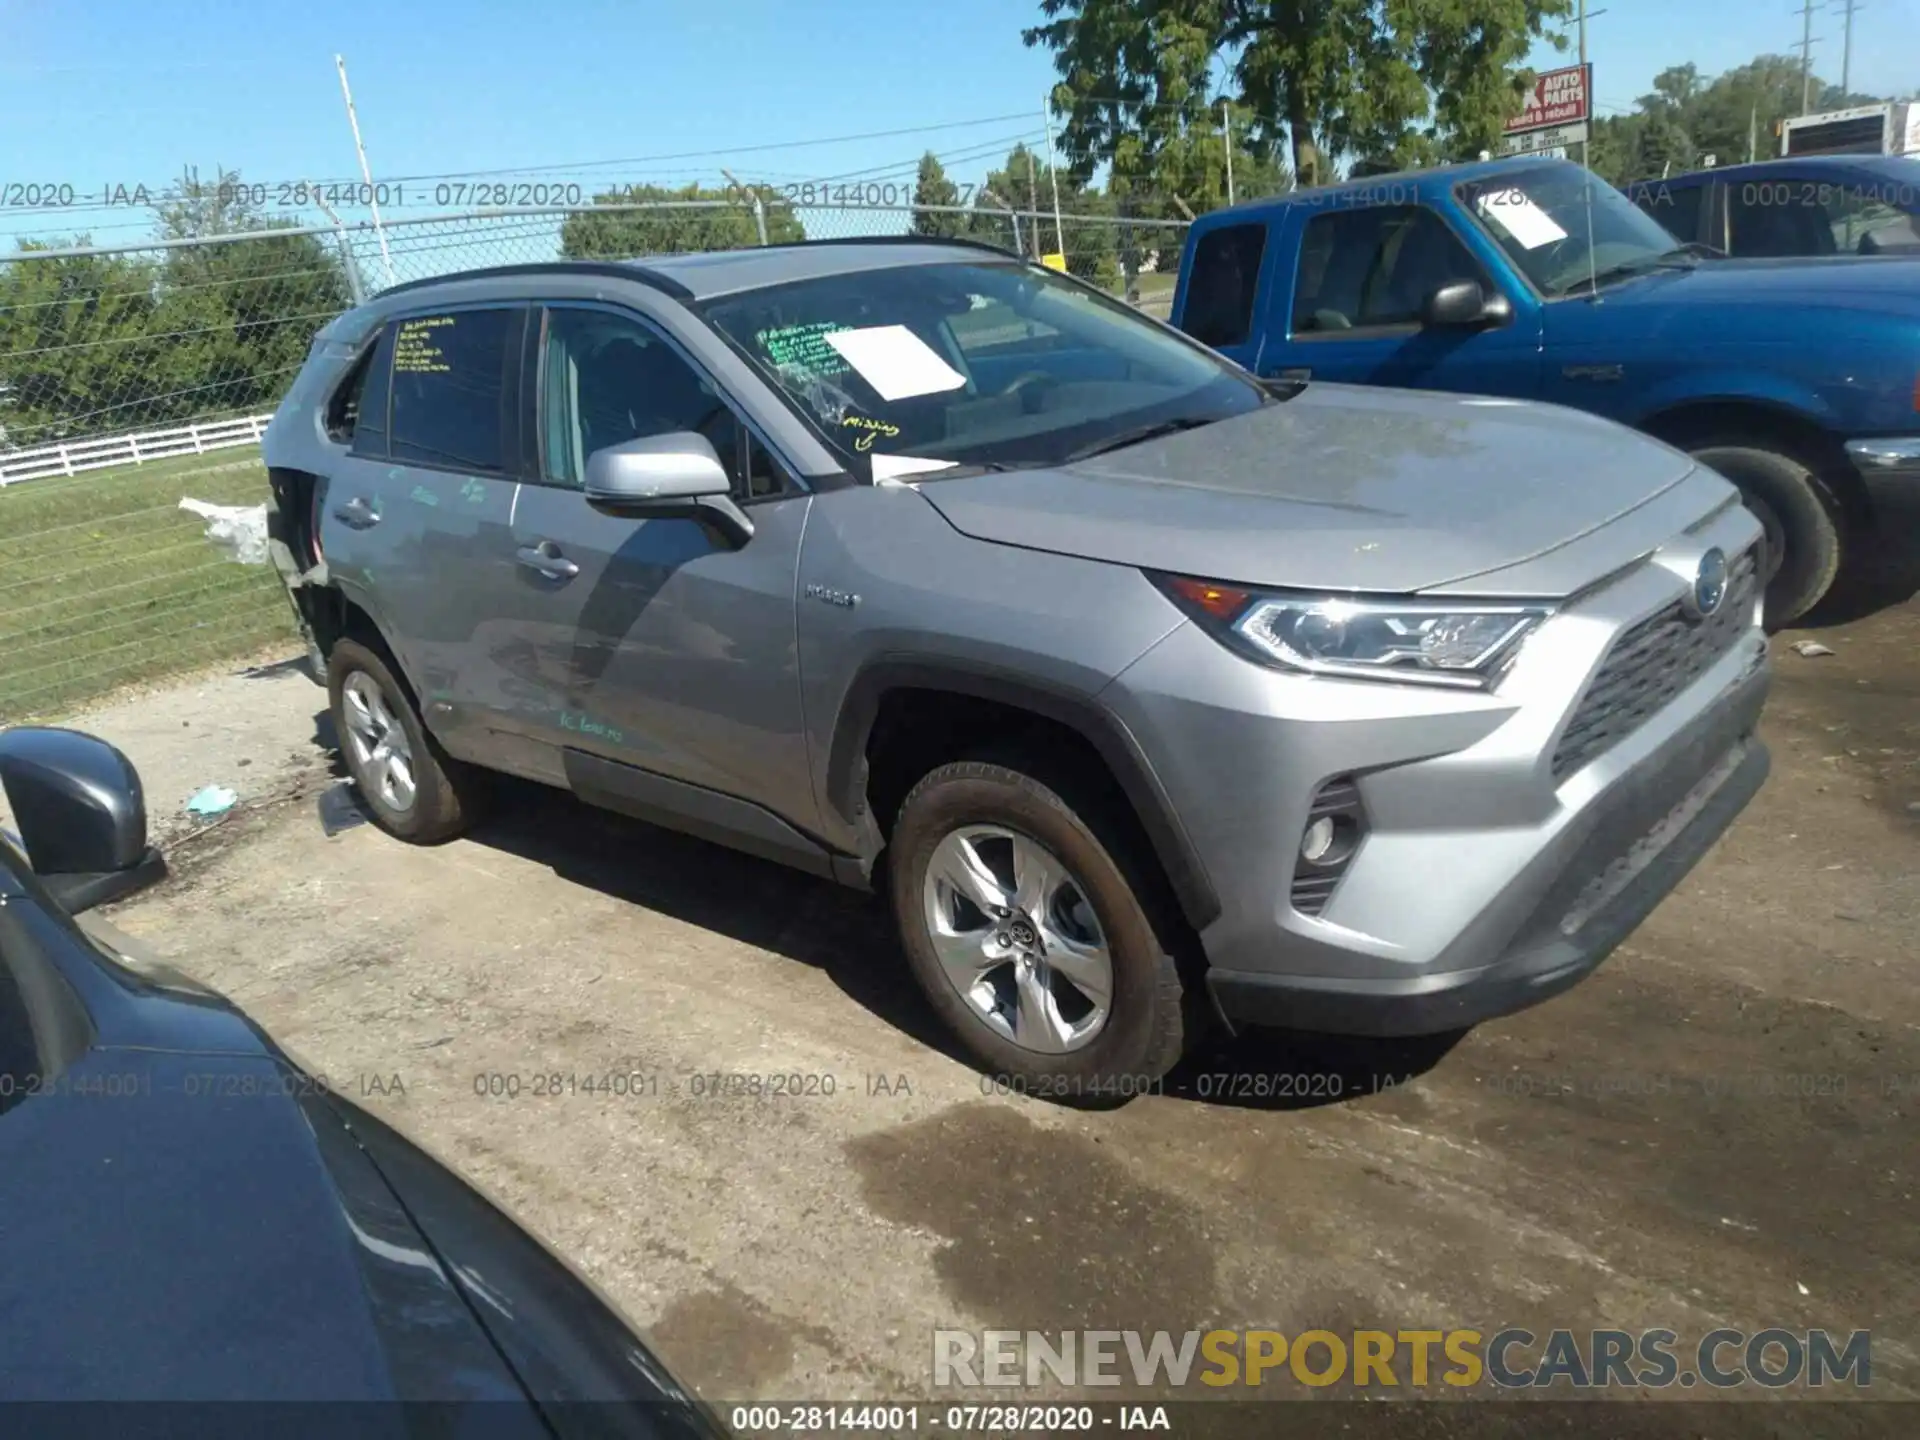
756,233 -> 1024,259
373,260 -> 694,302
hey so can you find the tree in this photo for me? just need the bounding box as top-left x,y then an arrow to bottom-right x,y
0,167 -> 355,446
910,152 -> 965,237
560,182 -> 802,259
1586,51 -> 1895,186
149,168 -> 355,425
1026,0 -> 1569,193
0,245 -> 164,443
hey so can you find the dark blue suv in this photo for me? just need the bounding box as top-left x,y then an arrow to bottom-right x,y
1170,156 -> 1920,622
1629,155 -> 1920,259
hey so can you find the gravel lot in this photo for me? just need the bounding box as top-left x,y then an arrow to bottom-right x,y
41,504 -> 1920,1434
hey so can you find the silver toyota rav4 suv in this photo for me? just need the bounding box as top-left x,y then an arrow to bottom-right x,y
263,236 -> 1770,1091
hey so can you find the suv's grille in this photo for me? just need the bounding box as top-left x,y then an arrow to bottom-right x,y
1550,547 -> 1759,782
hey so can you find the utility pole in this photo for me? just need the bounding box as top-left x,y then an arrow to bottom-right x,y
334,55 -> 394,290
1221,100 -> 1236,205
1041,98 -> 1066,259
1837,0 -> 1862,98
1748,102 -> 1758,162
1796,0 -> 1821,115
1573,3 -> 1609,169
1025,149 -> 1040,258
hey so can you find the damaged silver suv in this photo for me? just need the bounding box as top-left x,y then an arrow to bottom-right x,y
263,237 -> 1770,1089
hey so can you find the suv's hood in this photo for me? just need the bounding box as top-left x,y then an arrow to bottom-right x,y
1601,253 -> 1920,313
917,384 -> 1698,595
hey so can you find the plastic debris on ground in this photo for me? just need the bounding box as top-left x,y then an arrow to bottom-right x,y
317,781 -> 372,837
178,498 -> 270,565
185,785 -> 238,817
1790,640 -> 1836,658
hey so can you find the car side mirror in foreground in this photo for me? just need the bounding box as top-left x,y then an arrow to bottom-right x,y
1423,280 -> 1513,328
0,728 -> 166,914
583,431 -> 755,548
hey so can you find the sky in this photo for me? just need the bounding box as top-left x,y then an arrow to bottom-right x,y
3,0 -> 1917,252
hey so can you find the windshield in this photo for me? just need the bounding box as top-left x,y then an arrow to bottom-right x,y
1459,163 -> 1691,297
701,260 -> 1266,478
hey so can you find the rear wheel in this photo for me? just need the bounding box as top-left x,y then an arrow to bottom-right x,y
1686,440 -> 1845,626
326,638 -> 481,844
888,757 -> 1189,1098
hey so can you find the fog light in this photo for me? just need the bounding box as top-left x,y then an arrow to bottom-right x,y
1292,776 -> 1366,918
1301,815 -> 1336,863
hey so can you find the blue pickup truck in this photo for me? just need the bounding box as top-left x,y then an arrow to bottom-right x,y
1169,156 -> 1920,622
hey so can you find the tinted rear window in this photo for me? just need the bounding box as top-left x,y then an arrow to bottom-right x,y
344,327 -> 394,458
388,308 -> 517,472
1631,182 -> 1705,242
1182,223 -> 1267,347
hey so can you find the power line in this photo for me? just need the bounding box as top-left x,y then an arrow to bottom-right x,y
0,110 -> 1056,227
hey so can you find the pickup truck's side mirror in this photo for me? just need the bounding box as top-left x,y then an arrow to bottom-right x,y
1422,280 -> 1512,328
583,432 -> 755,548
0,728 -> 166,914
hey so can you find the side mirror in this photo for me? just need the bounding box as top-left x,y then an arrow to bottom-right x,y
583,431 -> 754,548
0,728 -> 166,914
1422,280 -> 1511,328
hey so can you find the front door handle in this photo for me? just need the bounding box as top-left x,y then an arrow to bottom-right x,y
332,496 -> 380,529
516,542 -> 579,581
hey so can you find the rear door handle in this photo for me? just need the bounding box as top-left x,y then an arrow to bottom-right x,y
332,496 -> 380,529
516,542 -> 579,581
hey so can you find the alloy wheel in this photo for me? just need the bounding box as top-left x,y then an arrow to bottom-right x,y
920,824 -> 1114,1054
341,670 -> 417,814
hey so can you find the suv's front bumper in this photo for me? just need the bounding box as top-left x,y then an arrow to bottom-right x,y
1100,491 -> 1769,1040
1846,436 -> 1920,480
1206,662 -> 1767,1036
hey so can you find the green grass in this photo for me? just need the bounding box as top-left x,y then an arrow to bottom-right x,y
0,445 -> 298,721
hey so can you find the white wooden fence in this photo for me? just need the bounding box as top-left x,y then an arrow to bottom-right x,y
0,413 -> 275,486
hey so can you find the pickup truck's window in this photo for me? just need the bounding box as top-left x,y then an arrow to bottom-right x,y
541,307 -> 782,498
1291,206 -> 1486,333
1184,223 -> 1267,346
388,308 -> 515,472
702,260 -> 1264,477
1460,163 -> 1694,296
1629,182 -> 1704,244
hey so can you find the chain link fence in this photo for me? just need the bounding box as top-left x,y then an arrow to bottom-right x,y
0,200 -> 1190,719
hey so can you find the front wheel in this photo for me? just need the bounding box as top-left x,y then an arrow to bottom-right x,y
888,758 -> 1189,1097
1687,441 -> 1845,627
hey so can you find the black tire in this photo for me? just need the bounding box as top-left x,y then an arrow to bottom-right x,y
888,757 -> 1189,1098
326,638 -> 481,844
1687,441 -> 1845,627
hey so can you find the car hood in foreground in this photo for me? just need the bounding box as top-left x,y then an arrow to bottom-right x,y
917,384 -> 1706,595
0,908 -> 720,1436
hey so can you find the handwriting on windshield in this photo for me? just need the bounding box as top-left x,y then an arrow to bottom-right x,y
757,321 -> 853,378
841,416 -> 900,452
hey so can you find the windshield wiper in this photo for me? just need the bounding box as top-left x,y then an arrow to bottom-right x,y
1558,247 -> 1700,297
1062,416 -> 1218,464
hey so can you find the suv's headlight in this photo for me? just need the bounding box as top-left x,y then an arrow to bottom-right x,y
1154,574 -> 1548,689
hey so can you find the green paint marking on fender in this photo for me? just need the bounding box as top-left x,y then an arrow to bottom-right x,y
410,485 -> 440,507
